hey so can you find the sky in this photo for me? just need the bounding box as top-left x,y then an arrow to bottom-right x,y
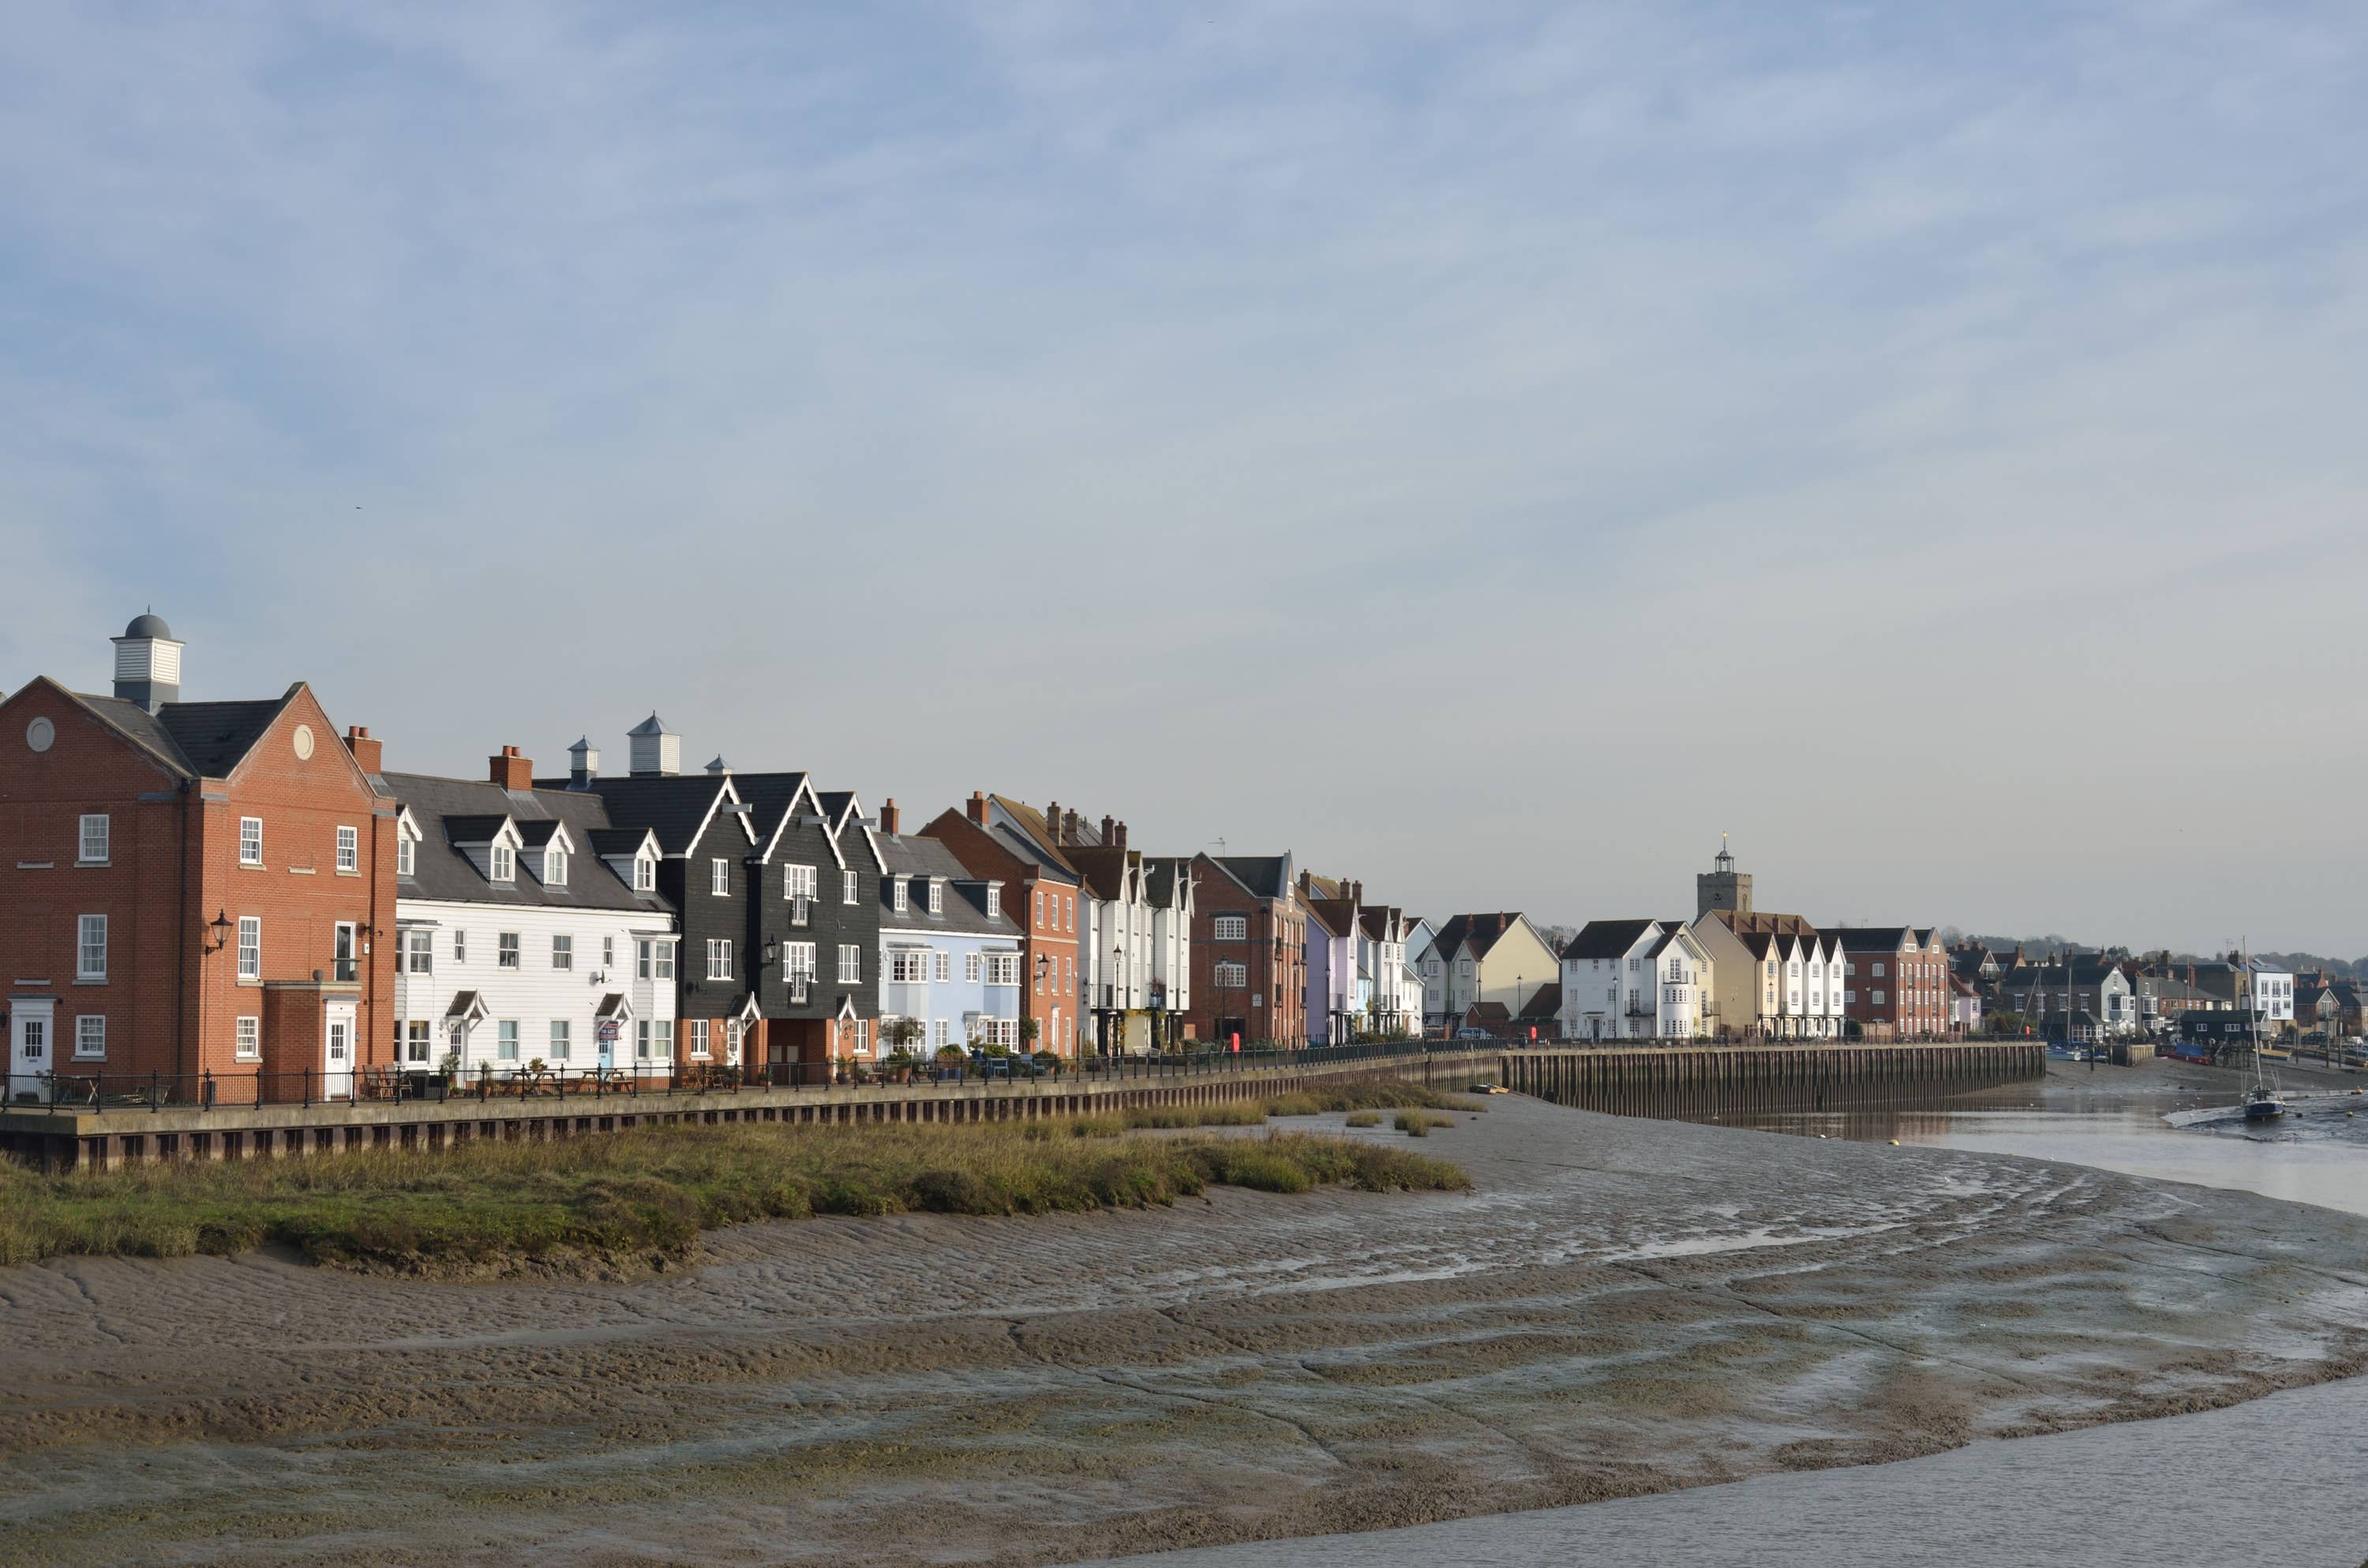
2,2 -> 2363,956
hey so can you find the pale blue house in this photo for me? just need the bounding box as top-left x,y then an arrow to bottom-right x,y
875,827 -> 1025,1053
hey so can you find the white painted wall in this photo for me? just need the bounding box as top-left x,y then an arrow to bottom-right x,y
392,898 -> 677,1076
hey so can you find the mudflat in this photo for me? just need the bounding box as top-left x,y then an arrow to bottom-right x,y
5,1095 -> 2366,1567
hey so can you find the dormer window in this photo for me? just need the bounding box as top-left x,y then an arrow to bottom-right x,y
490,843 -> 515,882
396,836 -> 414,877
893,878 -> 909,914
928,879 -> 945,915
545,847 -> 568,887
633,855 -> 654,893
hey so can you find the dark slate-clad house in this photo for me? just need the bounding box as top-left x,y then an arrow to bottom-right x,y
554,717 -> 759,1073
737,771 -> 885,1071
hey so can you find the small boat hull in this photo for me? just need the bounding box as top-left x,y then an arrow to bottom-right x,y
2244,1097 -> 2285,1122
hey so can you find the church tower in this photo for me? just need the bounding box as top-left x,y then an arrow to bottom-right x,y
1696,836 -> 1752,918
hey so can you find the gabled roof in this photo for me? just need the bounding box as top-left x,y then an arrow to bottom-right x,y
877,834 -> 1013,937
1829,926 -> 1915,952
733,771 -> 818,862
1212,855 -> 1291,899
38,679 -> 310,782
579,774 -> 750,856
815,788 -> 889,873
1429,911 -> 1545,962
1561,919 -> 1660,960
987,795 -> 1085,879
1065,844 -> 1143,904
384,771 -> 676,914
1700,909 -> 1820,938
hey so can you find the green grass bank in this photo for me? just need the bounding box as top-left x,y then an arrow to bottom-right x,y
0,1083 -> 1475,1272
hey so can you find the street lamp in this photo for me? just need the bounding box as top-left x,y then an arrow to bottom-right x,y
204,909 -> 233,953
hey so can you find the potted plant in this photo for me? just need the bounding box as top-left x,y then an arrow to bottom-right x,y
1032,1049 -> 1061,1080
884,1048 -> 919,1084
936,1042 -> 968,1081
834,1052 -> 860,1086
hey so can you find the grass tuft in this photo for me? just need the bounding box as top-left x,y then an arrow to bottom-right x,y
1343,1111 -> 1382,1128
1394,1110 -> 1458,1137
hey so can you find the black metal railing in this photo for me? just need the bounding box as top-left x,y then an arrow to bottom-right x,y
1,1037 -> 1512,1114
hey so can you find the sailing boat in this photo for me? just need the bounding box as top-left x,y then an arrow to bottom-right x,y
2241,944 -> 2286,1122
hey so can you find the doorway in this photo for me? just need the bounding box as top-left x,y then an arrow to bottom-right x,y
323,1005 -> 356,1098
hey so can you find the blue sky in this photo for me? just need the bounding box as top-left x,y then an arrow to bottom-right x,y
4,2 -> 2364,953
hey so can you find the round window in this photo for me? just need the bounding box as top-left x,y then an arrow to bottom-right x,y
25,716 -> 55,753
292,724 -> 316,761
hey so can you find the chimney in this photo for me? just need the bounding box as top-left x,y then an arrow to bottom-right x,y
1299,869 -> 1311,893
1047,801 -> 1061,840
342,725 -> 382,774
110,610 -> 184,714
967,790 -> 988,827
1351,880 -> 1362,904
1114,820 -> 1127,850
489,745 -> 533,791
879,798 -> 901,836
1101,814 -> 1116,844
567,736 -> 598,789
627,713 -> 680,777
1063,808 -> 1080,842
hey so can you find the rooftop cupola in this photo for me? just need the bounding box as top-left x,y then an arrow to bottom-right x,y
567,736 -> 599,790
627,713 -> 680,778
111,609 -> 183,713
704,754 -> 730,777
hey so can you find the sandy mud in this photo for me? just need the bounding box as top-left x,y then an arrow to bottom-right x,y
4,1096 -> 2366,1566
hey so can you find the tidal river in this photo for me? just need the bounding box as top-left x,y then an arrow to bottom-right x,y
6,1073 -> 2367,1566
1091,1059 -> 2368,1568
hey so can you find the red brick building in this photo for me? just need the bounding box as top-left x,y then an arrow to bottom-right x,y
1,616 -> 396,1102
1832,926 -> 1950,1039
1189,853 -> 1306,1049
919,791 -> 1084,1056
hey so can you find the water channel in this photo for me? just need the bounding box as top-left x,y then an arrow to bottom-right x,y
1094,1059 -> 2368,1567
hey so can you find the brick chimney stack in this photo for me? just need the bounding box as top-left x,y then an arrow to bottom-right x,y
1101,814 -> 1115,844
1063,808 -> 1080,842
879,798 -> 901,836
1114,821 -> 1127,850
1047,801 -> 1061,840
343,725 -> 382,773
967,790 -> 989,827
490,745 -> 532,791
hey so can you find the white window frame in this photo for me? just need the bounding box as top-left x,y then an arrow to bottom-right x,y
928,881 -> 945,915
984,952 -> 1018,987
77,914 -> 108,981
497,1020 -> 520,1061
638,940 -> 654,980
602,936 -> 614,970
890,950 -> 930,984
78,814 -> 110,865
785,863 -> 819,900
332,921 -> 358,982
239,816 -> 263,866
843,869 -> 859,905
335,825 -> 358,873
1215,960 -> 1249,990
498,931 -> 521,969
655,941 -> 676,981
1214,914 -> 1248,941
234,1016 -> 260,1061
785,941 -> 815,982
965,952 -> 982,983
545,847 -> 568,887
404,1020 -> 433,1064
549,1020 -> 571,1061
455,929 -> 468,964
552,934 -> 573,971
893,878 -> 909,914
690,1019 -> 711,1060
237,915 -> 260,980
403,929 -> 433,975
633,855 -> 656,893
74,1014 -> 106,1059
396,836 -> 414,877
707,938 -> 733,980
935,950 -> 951,982
839,944 -> 861,982
710,858 -> 731,896
490,842 -> 515,882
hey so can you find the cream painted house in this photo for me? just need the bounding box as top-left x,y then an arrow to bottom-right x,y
1427,912 -> 1562,1031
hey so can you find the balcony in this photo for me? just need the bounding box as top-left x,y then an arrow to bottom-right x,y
786,976 -> 810,1005
789,896 -> 812,929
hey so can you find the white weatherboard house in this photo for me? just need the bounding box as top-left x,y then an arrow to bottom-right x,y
1559,919 -> 1712,1040
387,757 -> 680,1080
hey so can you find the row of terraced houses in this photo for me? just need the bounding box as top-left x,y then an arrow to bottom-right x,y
0,617 -> 1429,1099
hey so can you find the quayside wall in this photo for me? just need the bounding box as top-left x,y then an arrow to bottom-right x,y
1503,1041 -> 2044,1118
0,1042 -> 2042,1173
0,1050 -> 1488,1173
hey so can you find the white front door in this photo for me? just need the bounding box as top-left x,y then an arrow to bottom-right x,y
8,1000 -> 54,1102
323,1006 -> 355,1098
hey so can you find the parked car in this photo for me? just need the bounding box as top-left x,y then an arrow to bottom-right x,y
1455,1027 -> 1494,1041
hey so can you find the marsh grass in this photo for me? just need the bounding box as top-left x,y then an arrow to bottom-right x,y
1394,1110 -> 1459,1137
1343,1112 -> 1382,1128
0,1120 -> 1467,1271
